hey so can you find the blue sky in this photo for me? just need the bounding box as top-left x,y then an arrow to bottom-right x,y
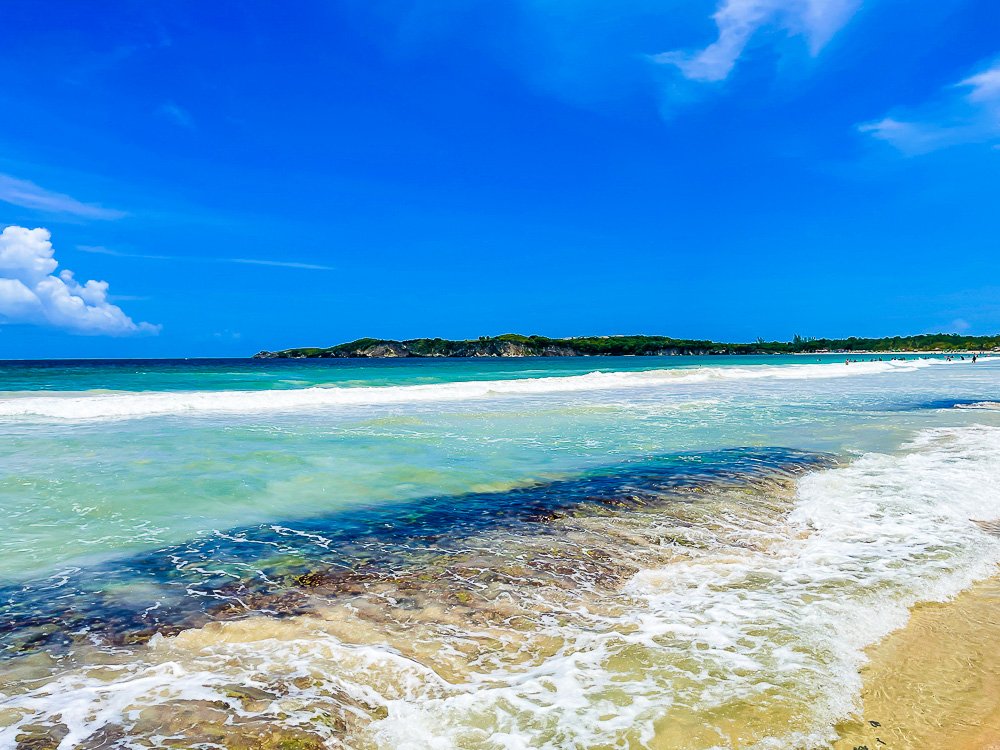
0,0 -> 998,358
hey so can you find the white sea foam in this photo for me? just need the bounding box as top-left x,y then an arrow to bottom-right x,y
0,358 -> 936,421
2,422 -> 997,749
617,424 -> 1000,747
956,400 -> 1000,410
363,425 -> 1000,749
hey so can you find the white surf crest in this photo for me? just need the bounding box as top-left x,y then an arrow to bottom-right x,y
0,358 -> 937,421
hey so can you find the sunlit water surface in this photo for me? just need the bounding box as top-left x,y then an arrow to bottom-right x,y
0,355 -> 998,749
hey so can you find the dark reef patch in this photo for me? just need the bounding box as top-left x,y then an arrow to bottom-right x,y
0,447 -> 833,659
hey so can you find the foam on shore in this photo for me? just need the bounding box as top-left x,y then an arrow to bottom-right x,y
2,424 -> 998,749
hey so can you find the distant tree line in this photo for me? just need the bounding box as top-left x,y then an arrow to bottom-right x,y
254,332 -> 1000,359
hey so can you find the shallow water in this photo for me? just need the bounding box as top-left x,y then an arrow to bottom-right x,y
1,354 -> 998,749
833,575 -> 1000,750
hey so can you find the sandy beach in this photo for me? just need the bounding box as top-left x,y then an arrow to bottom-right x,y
834,570 -> 1000,750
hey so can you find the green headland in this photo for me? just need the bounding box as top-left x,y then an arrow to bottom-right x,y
254,333 -> 1000,358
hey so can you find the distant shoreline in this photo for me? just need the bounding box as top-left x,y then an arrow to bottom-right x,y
254,333 -> 1000,359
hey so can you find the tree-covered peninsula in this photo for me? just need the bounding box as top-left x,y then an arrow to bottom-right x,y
254,333 -> 1000,359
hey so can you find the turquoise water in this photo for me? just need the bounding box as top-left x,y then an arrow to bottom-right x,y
0,354 -> 972,579
0,354 -> 902,391
0,354 -> 998,749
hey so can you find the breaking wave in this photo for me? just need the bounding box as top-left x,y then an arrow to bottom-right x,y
955,400 -> 1000,411
0,358 -> 937,421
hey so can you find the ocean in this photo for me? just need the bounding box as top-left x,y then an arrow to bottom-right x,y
0,354 -> 998,749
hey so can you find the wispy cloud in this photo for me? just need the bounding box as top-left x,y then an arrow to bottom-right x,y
77,245 -> 172,260
231,258 -> 335,270
654,0 -> 860,83
158,102 -> 196,130
859,57 -> 1000,154
0,226 -> 158,336
65,34 -> 173,87
353,1 -> 860,116
0,174 -> 126,220
77,245 -> 334,271
948,317 -> 971,333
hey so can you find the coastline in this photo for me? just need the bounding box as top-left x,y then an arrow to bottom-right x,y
255,349 -> 999,360
252,333 -> 1000,359
834,570 -> 1000,750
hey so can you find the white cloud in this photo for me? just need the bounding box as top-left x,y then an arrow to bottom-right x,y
654,0 -> 859,82
0,226 -> 159,336
860,58 -> 1000,154
0,174 -> 126,220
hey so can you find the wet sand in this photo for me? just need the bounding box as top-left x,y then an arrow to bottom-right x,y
834,570 -> 1000,750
